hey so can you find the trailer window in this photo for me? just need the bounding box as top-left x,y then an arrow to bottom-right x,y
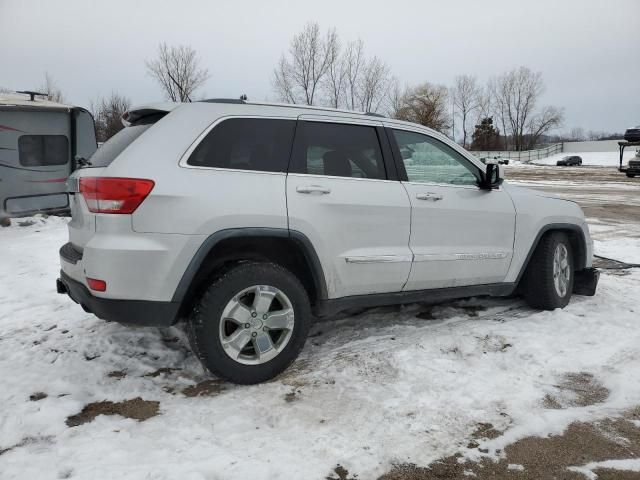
18,135 -> 69,167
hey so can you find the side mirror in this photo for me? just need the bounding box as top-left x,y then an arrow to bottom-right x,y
480,159 -> 504,190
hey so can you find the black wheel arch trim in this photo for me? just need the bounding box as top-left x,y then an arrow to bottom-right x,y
171,227 -> 328,305
515,222 -> 588,285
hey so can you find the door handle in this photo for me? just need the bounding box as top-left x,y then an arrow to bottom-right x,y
416,192 -> 443,201
296,185 -> 331,195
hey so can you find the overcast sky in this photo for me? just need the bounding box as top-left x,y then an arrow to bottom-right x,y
1,0 -> 638,133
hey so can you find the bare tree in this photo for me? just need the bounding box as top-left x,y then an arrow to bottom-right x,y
91,93 -> 131,142
392,82 -> 451,133
491,67 -> 541,150
451,75 -> 480,147
587,130 -> 603,141
476,86 -> 493,124
272,22 -> 337,105
386,81 -> 406,117
322,36 -> 346,108
568,127 -> 586,141
356,55 -> 394,113
146,43 -> 209,102
524,105 -> 563,149
343,39 -> 365,110
273,56 -> 297,104
39,72 -> 65,103
489,67 -> 563,150
488,76 -> 512,150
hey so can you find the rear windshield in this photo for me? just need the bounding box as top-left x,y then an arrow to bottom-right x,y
85,124 -> 152,168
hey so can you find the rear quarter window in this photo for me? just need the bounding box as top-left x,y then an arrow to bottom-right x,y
187,118 -> 296,172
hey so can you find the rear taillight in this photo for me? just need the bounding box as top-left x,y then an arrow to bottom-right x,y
79,177 -> 154,214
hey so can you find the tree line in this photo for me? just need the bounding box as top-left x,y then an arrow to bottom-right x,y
3,24 -> 621,148
272,22 -> 565,152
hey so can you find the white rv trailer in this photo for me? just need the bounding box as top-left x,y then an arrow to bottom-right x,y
0,91 -> 96,221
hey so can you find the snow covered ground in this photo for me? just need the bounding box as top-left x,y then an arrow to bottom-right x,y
1,208 -> 639,479
531,149 -> 638,167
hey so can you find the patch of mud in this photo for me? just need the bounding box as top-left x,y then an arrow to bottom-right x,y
544,372 -> 610,409
416,309 -> 436,320
66,398 -> 160,427
107,370 -> 126,379
504,165 -> 640,224
416,304 -> 488,321
284,388 -> 303,403
471,422 -> 502,440
459,305 -> 488,317
143,367 -> 181,378
29,392 -> 47,401
594,256 -> 633,270
378,408 -> 640,480
326,464 -> 358,480
276,358 -> 313,381
181,379 -> 226,397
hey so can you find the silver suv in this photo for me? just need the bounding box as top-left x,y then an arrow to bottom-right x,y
57,99 -> 599,384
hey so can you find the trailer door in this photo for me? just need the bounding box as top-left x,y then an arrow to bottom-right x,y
73,109 -> 97,167
0,110 -> 72,216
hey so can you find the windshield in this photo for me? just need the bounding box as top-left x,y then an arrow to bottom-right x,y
84,124 -> 152,168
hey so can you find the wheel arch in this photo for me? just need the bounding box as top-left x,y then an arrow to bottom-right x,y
515,223 -> 587,285
172,228 -> 327,318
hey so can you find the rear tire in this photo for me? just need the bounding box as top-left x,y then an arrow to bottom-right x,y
627,173 -> 636,178
522,232 -> 574,310
187,262 -> 311,384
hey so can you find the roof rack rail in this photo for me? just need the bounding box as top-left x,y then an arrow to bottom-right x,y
199,98 -> 247,104
197,98 -> 387,118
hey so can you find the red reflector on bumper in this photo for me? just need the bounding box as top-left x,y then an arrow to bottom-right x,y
86,278 -> 107,292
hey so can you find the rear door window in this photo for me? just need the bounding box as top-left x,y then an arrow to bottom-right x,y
18,135 -> 69,166
187,118 -> 296,172
290,121 -> 387,179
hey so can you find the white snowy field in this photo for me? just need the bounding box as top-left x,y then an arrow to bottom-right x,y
532,150 -> 637,167
1,216 -> 640,479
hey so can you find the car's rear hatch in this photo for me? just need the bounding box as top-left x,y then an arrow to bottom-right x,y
66,104 -> 177,251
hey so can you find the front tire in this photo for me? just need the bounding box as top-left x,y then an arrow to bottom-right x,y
627,172 -> 636,178
522,232 -> 574,310
188,262 -> 311,384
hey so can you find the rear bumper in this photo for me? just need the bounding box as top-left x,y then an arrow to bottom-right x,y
57,270 -> 180,327
573,267 -> 600,296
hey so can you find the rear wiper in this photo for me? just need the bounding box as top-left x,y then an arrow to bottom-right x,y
75,156 -> 92,168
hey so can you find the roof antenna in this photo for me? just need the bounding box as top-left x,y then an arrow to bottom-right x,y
16,90 -> 48,101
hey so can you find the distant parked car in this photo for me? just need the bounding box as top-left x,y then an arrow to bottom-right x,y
626,150 -> 640,178
557,156 -> 582,166
624,126 -> 640,142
